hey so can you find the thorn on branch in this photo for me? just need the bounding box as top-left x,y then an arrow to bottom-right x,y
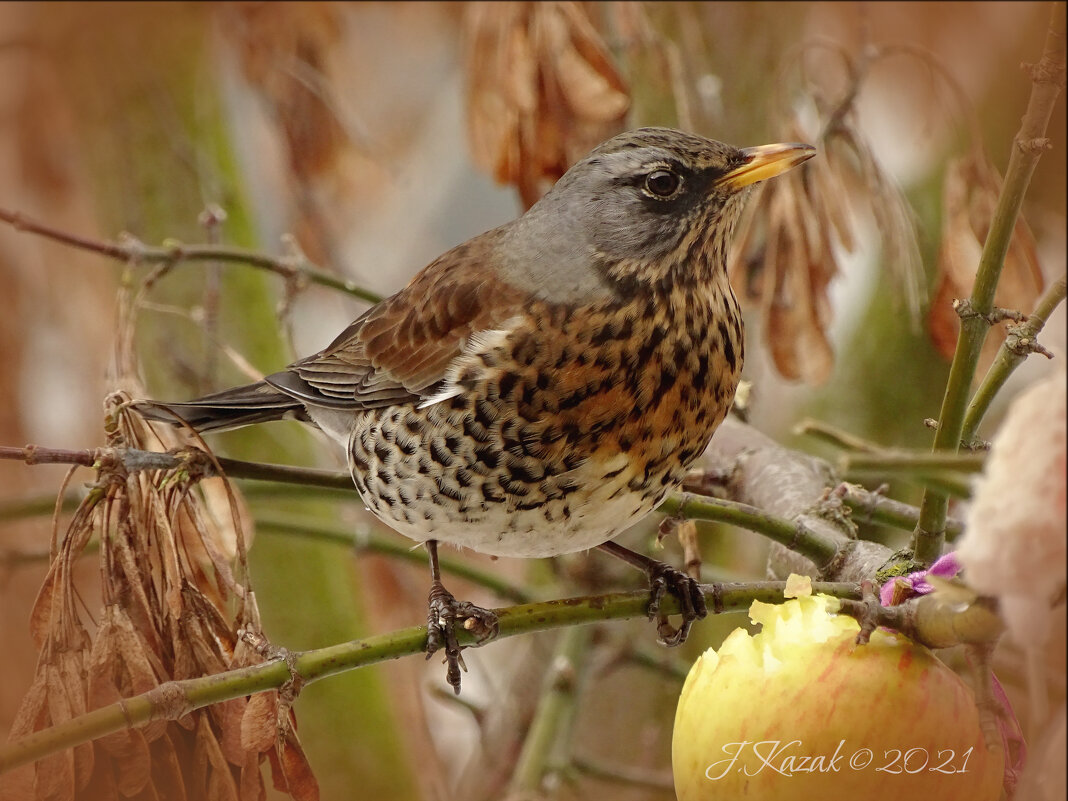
952,298 -> 1028,325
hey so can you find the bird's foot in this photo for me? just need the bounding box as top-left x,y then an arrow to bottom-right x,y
425,580 -> 499,694
644,561 -> 708,647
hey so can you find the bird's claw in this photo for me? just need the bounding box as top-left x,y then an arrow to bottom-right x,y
645,562 -> 708,647
425,580 -> 499,694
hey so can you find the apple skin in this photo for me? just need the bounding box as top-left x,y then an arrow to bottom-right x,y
672,594 -> 1003,801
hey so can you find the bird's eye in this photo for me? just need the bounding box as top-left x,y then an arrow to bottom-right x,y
643,169 -> 682,199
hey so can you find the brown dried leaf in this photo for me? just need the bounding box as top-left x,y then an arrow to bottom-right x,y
240,692 -> 278,755
0,764 -> 37,801
538,5 -> 628,120
7,672 -> 50,740
811,135 -> 858,253
238,752 -> 267,801
228,2 -> 347,181
87,610 -> 162,757
464,1 -> 629,207
273,728 -> 319,801
34,749 -> 74,801
213,697 -> 252,766
838,126 -> 925,317
28,558 -> 65,650
148,734 -> 188,801
192,717 -> 240,801
760,176 -> 835,384
57,651 -> 94,791
36,666 -> 76,801
112,728 -> 152,798
930,148 -> 1044,364
110,606 -> 161,697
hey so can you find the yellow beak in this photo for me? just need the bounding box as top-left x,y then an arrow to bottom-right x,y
717,143 -> 816,190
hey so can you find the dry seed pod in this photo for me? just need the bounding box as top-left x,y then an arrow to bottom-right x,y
465,1 -> 629,207
930,147 -> 1043,368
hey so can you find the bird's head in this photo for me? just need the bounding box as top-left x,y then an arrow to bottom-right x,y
503,127 -> 815,301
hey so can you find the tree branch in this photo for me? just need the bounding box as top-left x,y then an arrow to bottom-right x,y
0,580 -> 861,775
914,2 -> 1066,565
0,207 -> 383,304
962,273 -> 1067,446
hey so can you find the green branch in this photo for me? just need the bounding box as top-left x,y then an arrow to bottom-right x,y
509,626 -> 592,794
0,581 -> 861,774
658,493 -> 841,567
837,484 -> 965,539
962,273 -> 1067,445
914,2 -> 1066,565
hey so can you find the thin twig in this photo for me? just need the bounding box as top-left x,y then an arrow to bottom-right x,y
914,3 -> 1066,565
0,207 -> 383,303
840,451 -> 985,474
835,483 -> 965,539
962,273 -> 1067,446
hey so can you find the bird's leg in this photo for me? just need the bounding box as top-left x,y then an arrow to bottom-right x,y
597,540 -> 707,647
424,539 -> 499,694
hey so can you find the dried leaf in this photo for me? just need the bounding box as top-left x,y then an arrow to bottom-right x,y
7,673 -> 50,740
214,696 -> 252,766
239,753 -> 268,801
273,728 -> 319,801
27,563 -> 63,650
0,764 -> 37,801
57,651 -> 94,791
192,717 -> 240,801
32,666 -> 77,801
149,734 -> 188,801
464,1 -> 629,207
240,693 -> 278,755
930,148 -> 1044,367
34,749 -> 74,801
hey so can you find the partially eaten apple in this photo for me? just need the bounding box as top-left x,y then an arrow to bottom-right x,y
672,589 -> 1003,801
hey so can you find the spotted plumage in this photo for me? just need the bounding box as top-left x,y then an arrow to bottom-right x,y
139,127 -> 815,691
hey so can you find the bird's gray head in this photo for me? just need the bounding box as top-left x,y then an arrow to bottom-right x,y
500,127 -> 815,302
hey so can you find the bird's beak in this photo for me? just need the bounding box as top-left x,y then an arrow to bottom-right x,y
716,143 -> 817,190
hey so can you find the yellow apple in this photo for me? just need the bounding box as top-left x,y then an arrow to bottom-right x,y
672,592 -> 1003,801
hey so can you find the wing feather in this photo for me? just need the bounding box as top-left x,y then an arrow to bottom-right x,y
268,234 -> 529,410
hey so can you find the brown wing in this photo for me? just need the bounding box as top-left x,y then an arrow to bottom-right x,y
266,236 -> 529,410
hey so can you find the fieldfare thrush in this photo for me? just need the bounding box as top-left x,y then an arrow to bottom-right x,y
138,127 -> 815,692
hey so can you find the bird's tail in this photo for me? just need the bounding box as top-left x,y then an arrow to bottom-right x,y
134,380 -> 309,434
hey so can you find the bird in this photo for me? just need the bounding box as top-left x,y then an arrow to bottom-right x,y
137,127 -> 815,692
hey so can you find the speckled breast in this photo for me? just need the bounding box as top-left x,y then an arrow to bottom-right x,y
347,285 -> 743,558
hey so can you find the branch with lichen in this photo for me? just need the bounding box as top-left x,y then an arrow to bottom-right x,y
0,580 -> 861,775
914,1 -> 1066,566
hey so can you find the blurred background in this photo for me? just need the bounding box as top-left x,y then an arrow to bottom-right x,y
0,3 -> 1063,800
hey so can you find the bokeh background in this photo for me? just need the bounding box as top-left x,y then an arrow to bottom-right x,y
0,3 -> 1063,800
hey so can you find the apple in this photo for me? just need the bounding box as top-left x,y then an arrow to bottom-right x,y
672,592 -> 1003,801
